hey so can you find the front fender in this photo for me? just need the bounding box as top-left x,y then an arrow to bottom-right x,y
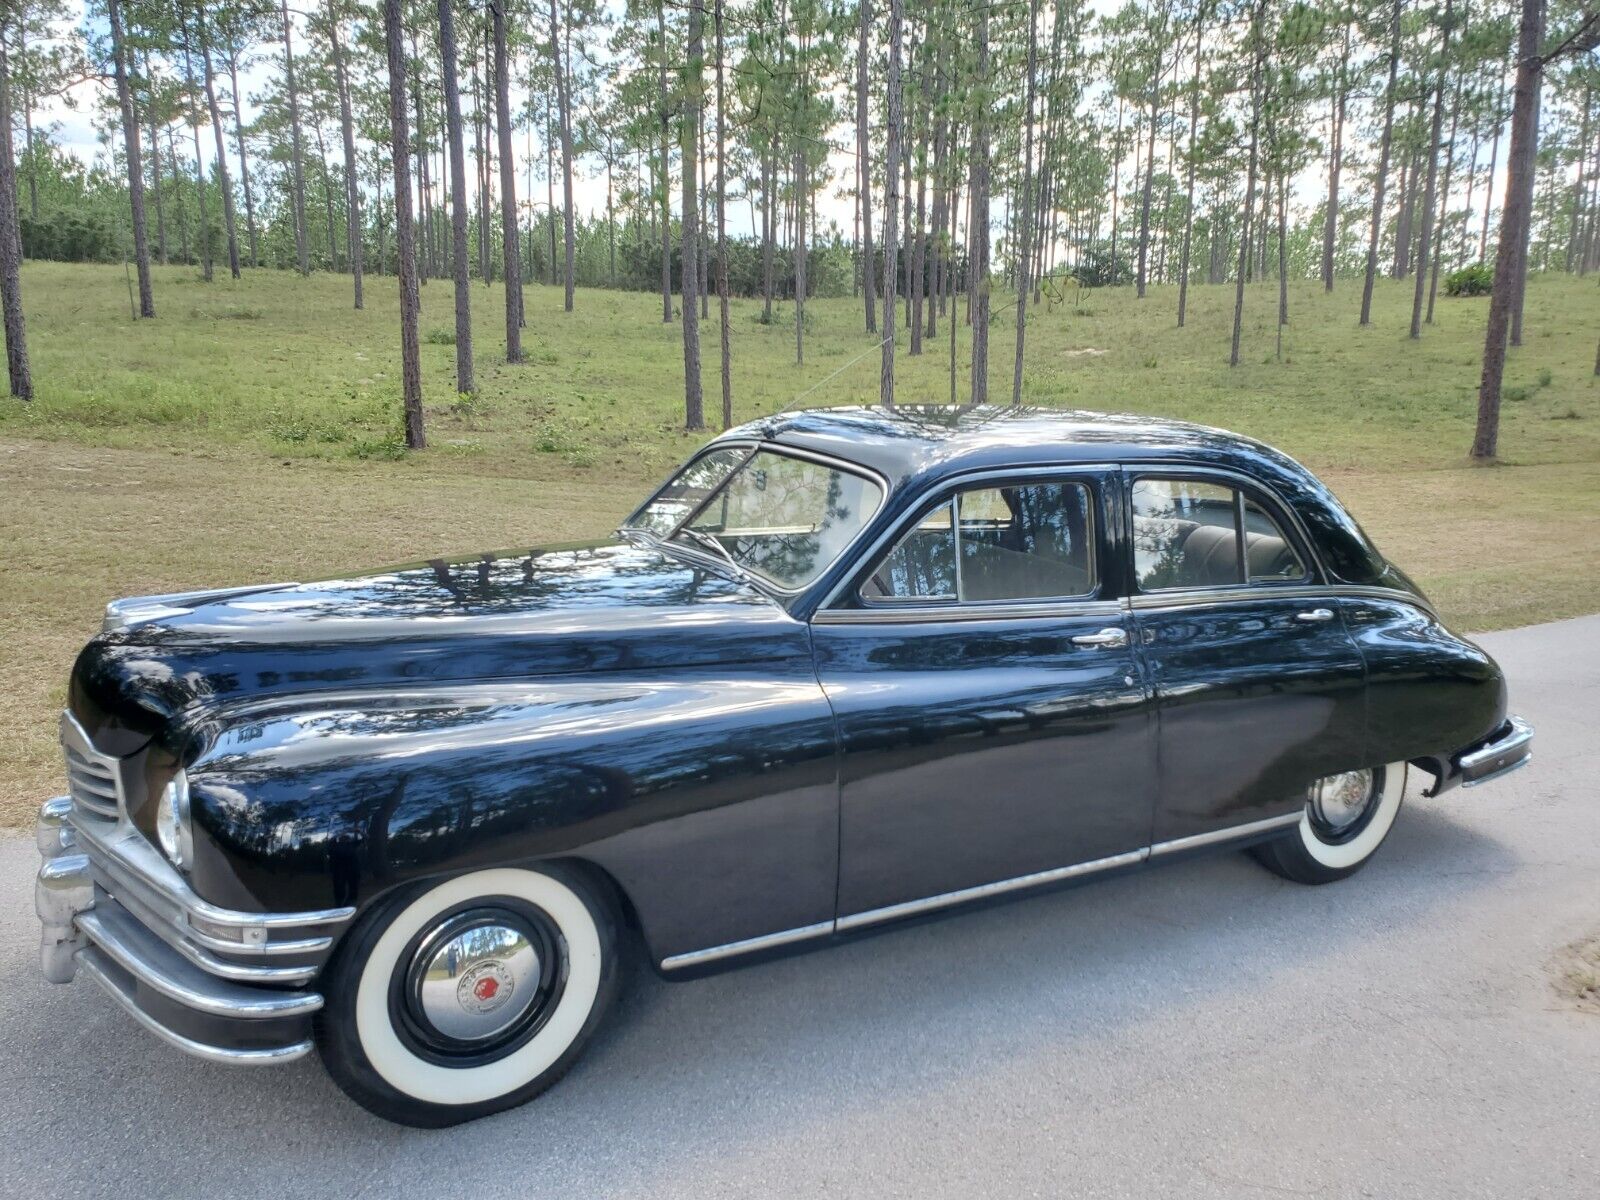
182,666 -> 840,964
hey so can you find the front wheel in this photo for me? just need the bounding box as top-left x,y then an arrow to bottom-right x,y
1252,763 -> 1407,885
315,863 -> 621,1126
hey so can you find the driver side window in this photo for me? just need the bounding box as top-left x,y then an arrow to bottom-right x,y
867,481 -> 1097,604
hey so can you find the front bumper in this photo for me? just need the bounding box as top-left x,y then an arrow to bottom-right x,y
36,797 -> 355,1064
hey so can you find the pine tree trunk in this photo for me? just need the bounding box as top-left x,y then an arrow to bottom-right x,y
657,0 -> 673,324
1472,0 -> 1543,460
107,0 -> 154,317
330,13 -> 363,307
382,0 -> 425,449
282,0 -> 310,276
1428,58 -> 1466,323
909,19 -> 930,356
438,0 -> 475,393
490,0 -> 522,361
715,0 -> 732,430
1136,42 -> 1161,300
858,1 -> 876,334
227,44 -> 259,268
969,1 -> 990,405
1012,0 -> 1039,403
146,91 -> 167,266
550,0 -> 575,311
681,0 -> 704,429
1322,21 -> 1350,291
1410,0 -> 1453,339
0,38 -> 31,397
1508,62 -> 1541,348
197,9 -> 240,279
881,0 -> 904,409
1231,0 -> 1266,368
1177,4 -> 1203,326
1360,0 -> 1403,326
1480,73 -> 1507,260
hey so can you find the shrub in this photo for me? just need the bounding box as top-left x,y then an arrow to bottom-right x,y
425,328 -> 456,346
1445,263 -> 1493,297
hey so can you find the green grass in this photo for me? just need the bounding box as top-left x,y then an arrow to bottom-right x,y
0,260 -> 1597,826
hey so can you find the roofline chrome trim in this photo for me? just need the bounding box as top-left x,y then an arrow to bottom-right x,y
659,921 -> 835,971
1147,811 -> 1303,857
657,808 -> 1316,970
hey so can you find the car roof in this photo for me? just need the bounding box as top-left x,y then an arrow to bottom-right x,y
723,404 -> 1288,486
715,404 -> 1395,591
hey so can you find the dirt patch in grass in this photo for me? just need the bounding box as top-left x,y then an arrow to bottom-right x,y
1550,933 -> 1600,1015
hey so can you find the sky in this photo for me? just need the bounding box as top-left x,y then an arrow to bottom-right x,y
31,2 -> 1515,258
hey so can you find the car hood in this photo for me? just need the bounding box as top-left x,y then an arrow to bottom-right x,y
69,537 -> 805,753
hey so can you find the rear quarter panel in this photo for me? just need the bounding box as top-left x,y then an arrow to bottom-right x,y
1338,596 -> 1506,778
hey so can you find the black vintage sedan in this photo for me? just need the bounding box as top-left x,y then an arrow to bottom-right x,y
36,406 -> 1531,1125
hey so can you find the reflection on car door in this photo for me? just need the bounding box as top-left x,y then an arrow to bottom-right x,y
1126,473 -> 1368,845
810,469 -> 1159,921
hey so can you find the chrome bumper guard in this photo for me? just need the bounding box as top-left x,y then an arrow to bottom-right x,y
1456,715 -> 1533,787
36,797 -> 355,1065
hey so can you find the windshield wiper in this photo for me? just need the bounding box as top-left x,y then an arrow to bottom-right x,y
672,526 -> 753,582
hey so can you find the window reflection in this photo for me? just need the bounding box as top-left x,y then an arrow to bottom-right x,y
1132,479 -> 1306,590
668,450 -> 884,590
869,482 -> 1095,603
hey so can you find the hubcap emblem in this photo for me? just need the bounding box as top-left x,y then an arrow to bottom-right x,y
457,960 -> 515,1017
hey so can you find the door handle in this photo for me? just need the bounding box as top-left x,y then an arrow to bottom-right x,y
1295,608 -> 1335,623
1072,627 -> 1129,648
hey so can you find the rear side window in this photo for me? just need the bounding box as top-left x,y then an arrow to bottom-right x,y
1131,478 -> 1306,591
868,481 -> 1096,603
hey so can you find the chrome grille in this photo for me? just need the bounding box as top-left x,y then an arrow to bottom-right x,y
59,712 -> 123,821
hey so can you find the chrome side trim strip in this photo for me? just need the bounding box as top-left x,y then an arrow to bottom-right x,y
836,848 -> 1150,932
74,951 -> 314,1065
660,812 -> 1310,971
1147,811 -> 1303,857
659,920 -> 834,971
813,599 -> 1124,625
1128,584 -> 1439,622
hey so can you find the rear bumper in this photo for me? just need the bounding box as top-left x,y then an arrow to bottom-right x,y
36,797 -> 352,1065
1456,715 -> 1533,788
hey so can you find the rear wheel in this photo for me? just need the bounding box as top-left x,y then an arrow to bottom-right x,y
1252,763 -> 1407,885
316,863 -> 620,1126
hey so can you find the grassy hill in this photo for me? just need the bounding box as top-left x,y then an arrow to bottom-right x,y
0,261 -> 1596,825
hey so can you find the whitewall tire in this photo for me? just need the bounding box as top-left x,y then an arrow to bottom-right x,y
316,863 -> 621,1126
1252,763 -> 1407,884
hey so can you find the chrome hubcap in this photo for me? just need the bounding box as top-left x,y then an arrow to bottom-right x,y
1308,768 -> 1376,835
413,917 -> 542,1043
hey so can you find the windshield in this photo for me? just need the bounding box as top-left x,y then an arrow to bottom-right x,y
628,447 -> 883,591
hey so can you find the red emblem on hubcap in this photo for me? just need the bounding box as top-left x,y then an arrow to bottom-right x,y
473,977 -> 499,1001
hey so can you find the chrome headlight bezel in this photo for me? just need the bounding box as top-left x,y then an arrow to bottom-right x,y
156,770 -> 194,868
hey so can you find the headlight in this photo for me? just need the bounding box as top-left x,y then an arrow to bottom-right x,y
156,771 -> 193,867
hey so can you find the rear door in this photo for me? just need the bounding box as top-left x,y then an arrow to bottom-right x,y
1125,470 -> 1368,847
811,468 -> 1159,922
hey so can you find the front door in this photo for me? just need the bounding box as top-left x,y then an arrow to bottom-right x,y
811,469 -> 1158,922
1124,472 -> 1368,846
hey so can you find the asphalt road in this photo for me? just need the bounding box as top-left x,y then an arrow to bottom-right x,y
1,617 -> 1597,1200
